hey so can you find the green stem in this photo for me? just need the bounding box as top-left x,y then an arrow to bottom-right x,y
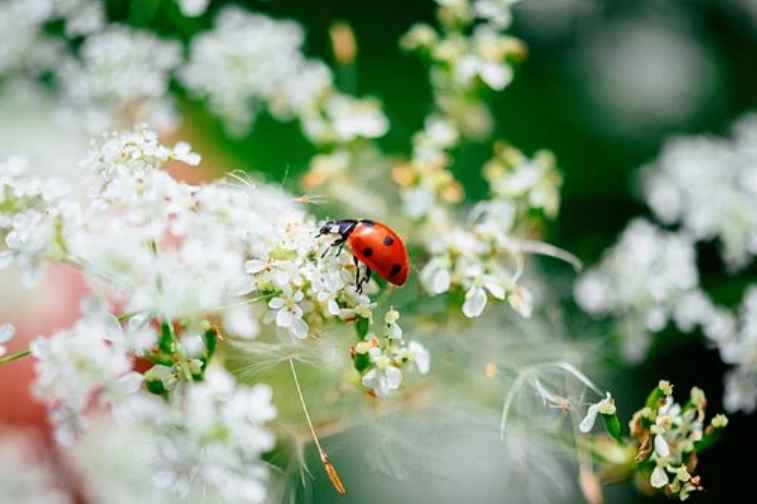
0,348 -> 31,366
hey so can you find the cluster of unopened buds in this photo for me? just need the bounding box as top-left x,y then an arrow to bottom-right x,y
630,381 -> 727,500
351,309 -> 430,397
579,380 -> 728,502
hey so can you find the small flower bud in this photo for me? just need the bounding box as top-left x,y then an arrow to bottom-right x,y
710,414 -> 728,429
658,380 -> 673,396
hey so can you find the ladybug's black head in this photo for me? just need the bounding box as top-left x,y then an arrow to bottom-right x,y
318,220 -> 339,236
318,219 -> 357,238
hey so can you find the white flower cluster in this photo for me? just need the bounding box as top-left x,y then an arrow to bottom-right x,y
354,309 -> 430,397
180,6 -> 389,142
394,115 -> 465,220
56,26 -> 183,133
718,287 -> 757,413
48,0 -> 106,37
419,145 -> 562,319
72,367 -> 275,504
401,0 -> 525,139
2,124 -> 424,454
0,1 -> 63,76
0,156 -> 73,286
574,220 -> 702,362
249,215 -> 376,340
643,115 -> 757,270
30,299 -> 143,445
578,115 -> 757,408
0,125 -> 429,502
630,384 -> 727,501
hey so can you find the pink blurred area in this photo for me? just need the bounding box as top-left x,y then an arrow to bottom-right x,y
0,132 -> 219,502
0,150 -> 218,435
0,264 -> 88,434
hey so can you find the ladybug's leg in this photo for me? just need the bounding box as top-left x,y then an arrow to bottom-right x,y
353,255 -> 361,291
359,268 -> 372,294
321,237 -> 346,258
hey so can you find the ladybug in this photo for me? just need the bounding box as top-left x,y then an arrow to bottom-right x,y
318,219 -> 410,292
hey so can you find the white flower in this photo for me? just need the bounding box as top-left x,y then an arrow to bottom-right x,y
654,434 -> 670,457
362,365 -> 403,398
579,392 -> 614,433
0,322 -> 15,357
177,0 -> 210,17
575,220 -> 699,362
408,341 -> 430,374
474,0 -> 521,28
385,308 -> 403,340
30,302 -> 136,444
463,285 -> 488,318
180,7 -> 332,135
326,94 -> 389,141
56,26 -> 182,132
78,368 -> 276,504
421,257 -> 452,294
650,465 -> 669,489
643,119 -> 757,269
265,289 -> 310,338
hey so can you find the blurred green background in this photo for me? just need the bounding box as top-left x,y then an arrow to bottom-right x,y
107,0 -> 757,501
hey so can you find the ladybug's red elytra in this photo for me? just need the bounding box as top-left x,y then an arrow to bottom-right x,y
318,219 -> 410,292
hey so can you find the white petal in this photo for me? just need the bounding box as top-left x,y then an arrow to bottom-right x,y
654,434 -> 670,457
268,297 -> 285,309
579,404 -> 600,433
327,298 -> 341,316
388,323 -> 403,340
290,317 -> 309,339
431,269 -> 451,294
385,366 -> 403,389
276,308 -> 293,328
462,286 -> 487,318
650,466 -> 669,488
481,62 -> 512,90
484,280 -> 506,300
409,341 -> 430,374
245,259 -> 266,274
103,314 -> 124,344
112,371 -> 144,396
362,369 -> 379,389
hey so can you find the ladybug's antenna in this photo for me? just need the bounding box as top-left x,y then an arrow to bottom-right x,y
288,357 -> 347,496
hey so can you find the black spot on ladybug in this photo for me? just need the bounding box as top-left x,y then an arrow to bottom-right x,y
383,236 -> 394,246
389,264 -> 402,277
363,247 -> 374,257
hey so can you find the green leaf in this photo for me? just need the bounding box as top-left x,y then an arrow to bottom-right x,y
353,351 -> 371,372
645,387 -> 664,410
602,413 -> 623,443
159,321 -> 176,354
146,379 -> 166,396
201,327 -> 218,371
355,316 -> 370,340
